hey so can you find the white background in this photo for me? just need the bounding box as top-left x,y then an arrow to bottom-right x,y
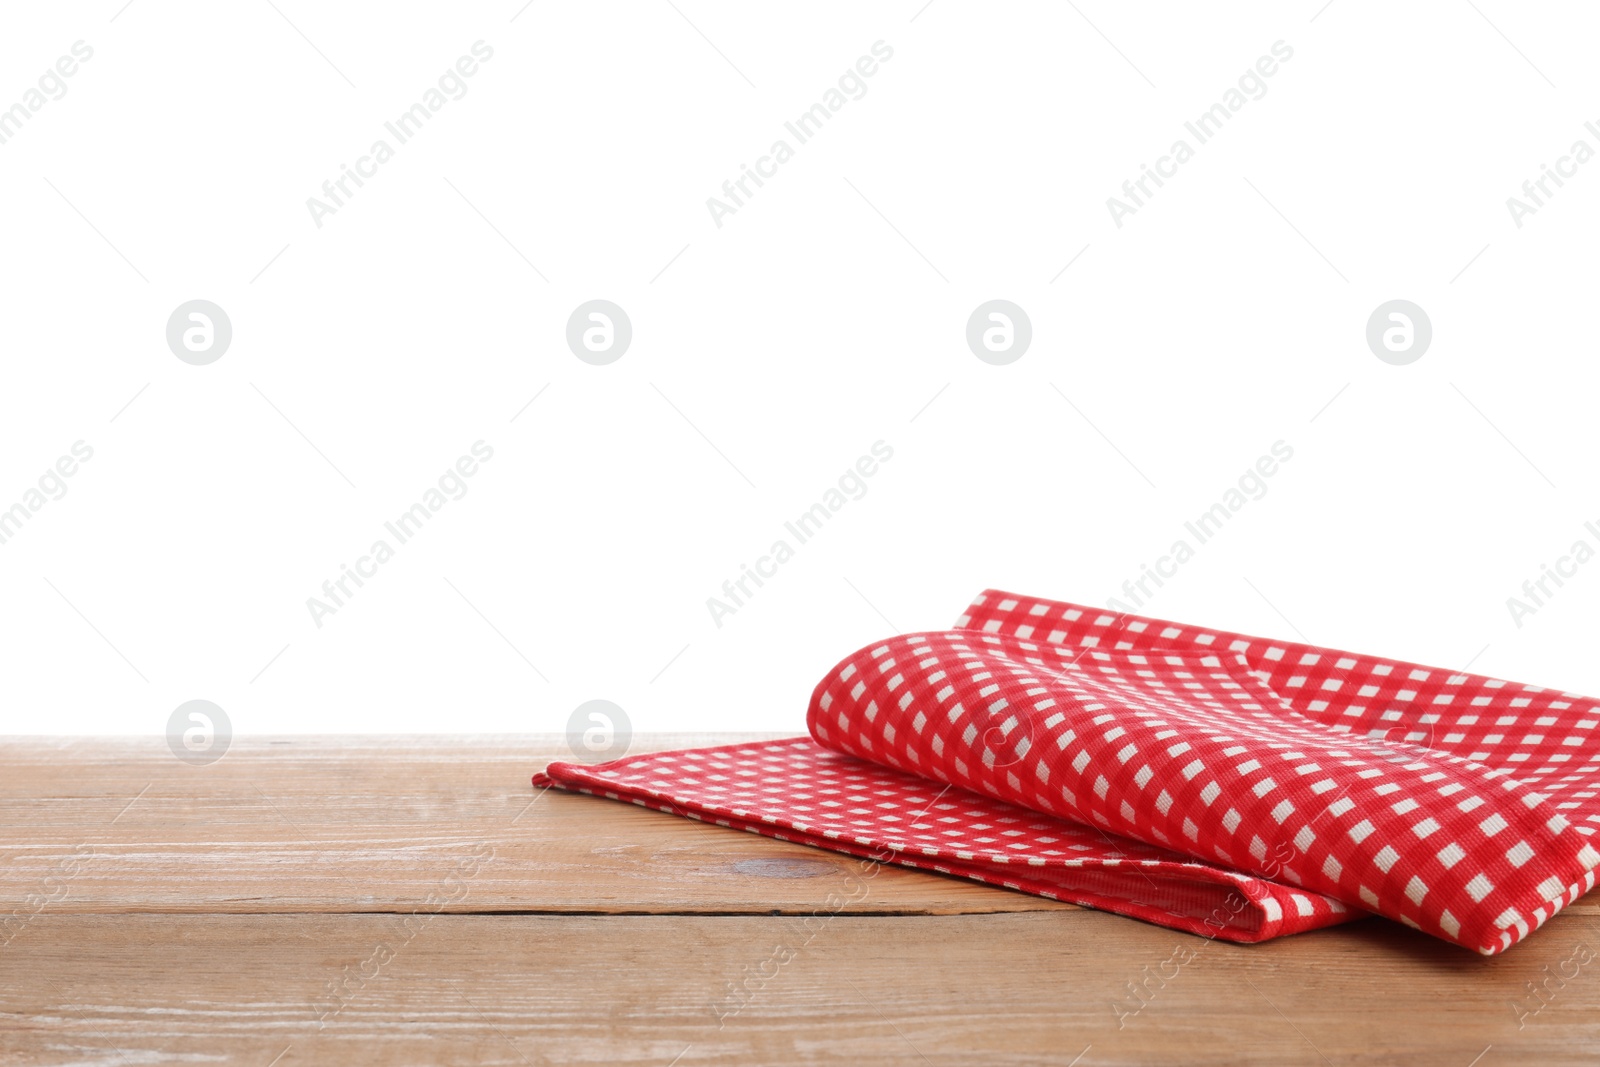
2,1 -> 1597,740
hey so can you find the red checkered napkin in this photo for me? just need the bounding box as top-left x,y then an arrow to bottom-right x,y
539,737 -> 1356,942
538,590 -> 1600,953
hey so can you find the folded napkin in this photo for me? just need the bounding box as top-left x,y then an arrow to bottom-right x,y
537,590 -> 1600,953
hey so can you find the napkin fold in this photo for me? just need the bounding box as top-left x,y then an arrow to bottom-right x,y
537,590 -> 1600,953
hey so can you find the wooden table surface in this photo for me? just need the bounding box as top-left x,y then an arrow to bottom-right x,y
2,735 -> 1596,1065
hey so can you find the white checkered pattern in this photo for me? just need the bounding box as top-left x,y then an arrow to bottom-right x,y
538,736 -> 1353,942
539,590 -> 1600,954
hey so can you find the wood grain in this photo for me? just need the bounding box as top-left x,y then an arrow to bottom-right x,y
3,911 -> 1598,1066
0,735 -> 1072,915
3,734 -> 1597,1065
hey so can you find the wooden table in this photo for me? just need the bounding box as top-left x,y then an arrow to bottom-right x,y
2,735 -> 1596,1065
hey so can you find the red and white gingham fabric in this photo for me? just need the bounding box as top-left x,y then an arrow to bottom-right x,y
537,590 -> 1600,953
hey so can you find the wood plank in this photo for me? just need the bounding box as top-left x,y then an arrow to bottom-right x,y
0,736 -> 1074,915
2,910 -> 1596,1066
